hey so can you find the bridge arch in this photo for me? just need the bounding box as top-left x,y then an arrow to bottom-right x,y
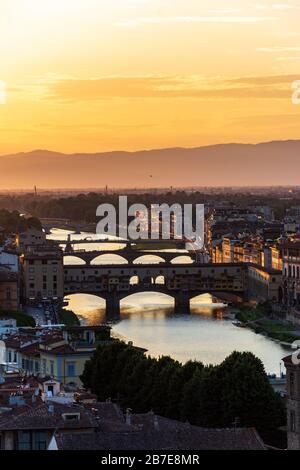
63,292 -> 107,303
91,254 -> 128,265
63,255 -> 86,266
133,255 -> 166,264
129,275 -> 140,285
154,275 -> 166,285
119,290 -> 175,304
63,293 -> 107,322
170,255 -> 194,264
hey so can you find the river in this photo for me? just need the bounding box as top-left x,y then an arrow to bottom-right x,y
48,229 -> 290,374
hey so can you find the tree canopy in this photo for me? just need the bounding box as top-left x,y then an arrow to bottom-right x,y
81,341 -> 286,445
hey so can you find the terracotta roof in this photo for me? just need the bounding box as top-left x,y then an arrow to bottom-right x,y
20,343 -> 40,357
0,402 -> 98,431
56,413 -> 266,451
40,344 -> 78,355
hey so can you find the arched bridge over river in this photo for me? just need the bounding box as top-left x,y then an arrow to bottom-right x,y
63,249 -> 197,265
63,262 -> 282,318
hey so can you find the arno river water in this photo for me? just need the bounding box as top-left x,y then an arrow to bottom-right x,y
48,229 -> 289,375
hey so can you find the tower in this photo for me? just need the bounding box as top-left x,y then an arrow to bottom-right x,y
283,354 -> 300,450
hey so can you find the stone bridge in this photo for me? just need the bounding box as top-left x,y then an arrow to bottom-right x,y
63,262 -> 254,318
63,249 -> 196,265
41,218 -> 96,235
63,262 -> 282,318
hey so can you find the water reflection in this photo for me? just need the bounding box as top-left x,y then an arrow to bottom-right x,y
65,292 -> 288,374
51,230 -> 288,374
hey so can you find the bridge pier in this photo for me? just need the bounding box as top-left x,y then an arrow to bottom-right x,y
106,293 -> 121,319
174,292 -> 190,314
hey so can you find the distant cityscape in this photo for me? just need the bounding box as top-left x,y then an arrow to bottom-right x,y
0,189 -> 299,450
1,0 -> 300,457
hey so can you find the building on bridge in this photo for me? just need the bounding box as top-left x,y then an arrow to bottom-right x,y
63,262 -> 282,317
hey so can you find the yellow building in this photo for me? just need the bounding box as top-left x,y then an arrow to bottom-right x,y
14,326 -> 112,387
270,246 -> 283,272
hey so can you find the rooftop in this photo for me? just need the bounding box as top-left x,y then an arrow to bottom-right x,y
55,411 -> 266,451
0,401 -> 98,431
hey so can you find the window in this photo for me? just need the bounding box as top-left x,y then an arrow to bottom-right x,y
66,362 -> 76,377
50,361 -> 54,376
6,288 -> 11,300
291,411 -> 296,432
62,413 -> 80,421
33,431 -> 47,450
18,431 -> 31,450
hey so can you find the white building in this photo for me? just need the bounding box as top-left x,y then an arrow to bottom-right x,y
0,318 -> 17,336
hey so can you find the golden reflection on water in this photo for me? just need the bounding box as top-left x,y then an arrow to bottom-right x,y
65,291 -> 288,374
66,292 -> 223,326
52,230 -> 287,374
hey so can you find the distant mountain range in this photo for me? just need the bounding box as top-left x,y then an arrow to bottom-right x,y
1,140 -> 299,190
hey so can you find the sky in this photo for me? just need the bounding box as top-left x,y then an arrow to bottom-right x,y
0,0 -> 300,154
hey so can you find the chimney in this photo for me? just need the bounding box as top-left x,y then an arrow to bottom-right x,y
126,408 -> 132,426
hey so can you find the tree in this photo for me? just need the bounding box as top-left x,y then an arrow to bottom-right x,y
81,342 -> 286,447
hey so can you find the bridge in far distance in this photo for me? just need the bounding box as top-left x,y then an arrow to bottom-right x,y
63,249 -> 196,265
40,218 -> 96,234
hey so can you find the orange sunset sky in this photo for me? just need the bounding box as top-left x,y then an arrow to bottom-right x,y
0,0 -> 300,154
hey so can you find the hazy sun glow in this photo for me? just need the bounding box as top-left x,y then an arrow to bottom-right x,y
0,0 -> 300,154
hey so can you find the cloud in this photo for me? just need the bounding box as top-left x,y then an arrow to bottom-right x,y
116,15 -> 278,27
43,74 -> 295,102
254,2 -> 295,9
277,56 -> 300,60
271,3 -> 293,9
258,46 -> 300,52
